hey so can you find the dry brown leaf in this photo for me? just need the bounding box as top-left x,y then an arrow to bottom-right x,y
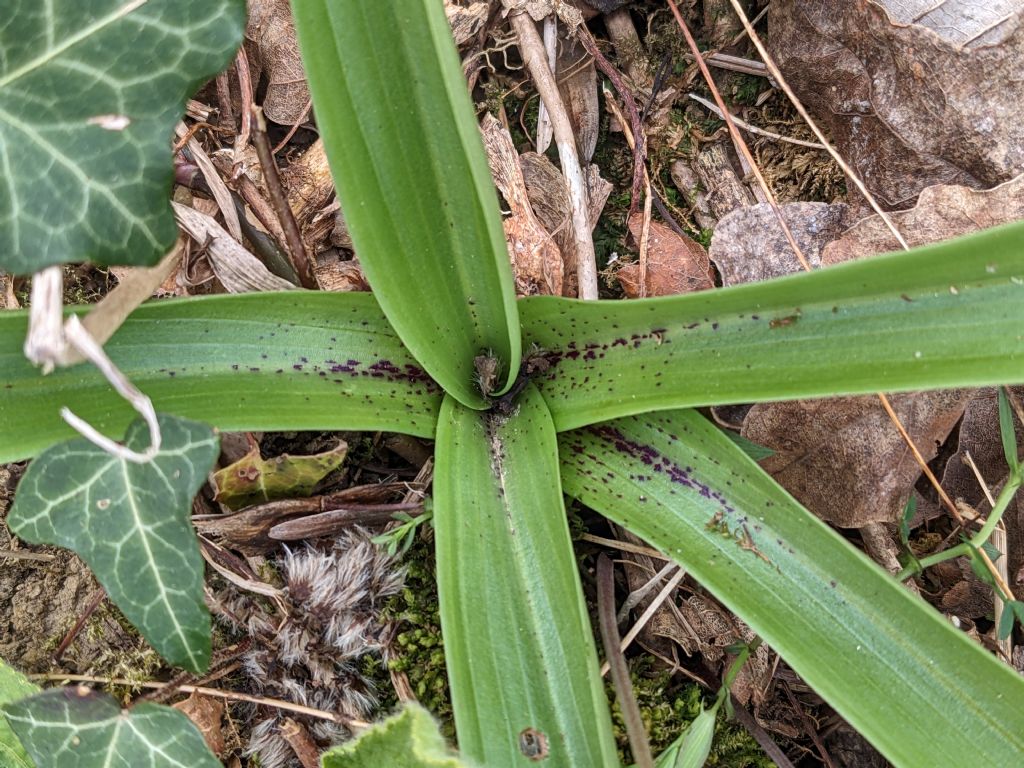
282,139 -> 337,255
618,215 -> 714,297
823,175 -> 1024,265
314,252 -> 370,292
446,1 -> 490,46
941,575 -> 995,620
173,693 -> 225,756
173,202 -> 298,293
482,114 -> 564,295
246,0 -> 309,125
742,391 -> 974,526
710,201 -> 850,285
654,593 -> 771,707
767,0 -> 1024,208
519,151 -> 610,297
503,0 -> 585,29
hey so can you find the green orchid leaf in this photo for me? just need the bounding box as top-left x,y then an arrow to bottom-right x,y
0,0 -> 246,274
655,703 -> 718,768
435,386 -> 618,767
558,410 -> 1024,767
2,687 -> 219,768
212,440 -> 347,510
523,221 -> 1024,431
322,703 -> 474,768
0,292 -> 441,462
292,0 -> 521,408
0,659 -> 39,768
7,414 -> 219,672
998,387 -> 1019,472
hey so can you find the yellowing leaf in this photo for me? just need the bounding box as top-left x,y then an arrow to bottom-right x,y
212,440 -> 347,510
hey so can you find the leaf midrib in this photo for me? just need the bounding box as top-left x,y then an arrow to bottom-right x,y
0,0 -> 148,89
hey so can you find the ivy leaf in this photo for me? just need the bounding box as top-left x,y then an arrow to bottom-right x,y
0,659 -> 39,768
322,704 -> 474,768
0,0 -> 245,274
2,686 -> 219,768
7,415 -> 220,672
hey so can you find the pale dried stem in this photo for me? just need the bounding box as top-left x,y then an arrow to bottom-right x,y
597,555 -> 655,768
28,675 -> 369,730
963,450 -> 1016,655
580,533 -> 668,560
175,122 -> 242,242
510,11 -> 599,299
234,46 -> 254,159
600,565 -> 686,676
281,718 -> 321,768
688,93 -> 825,148
252,106 -> 318,289
23,267 -> 164,463
535,15 -> 557,153
60,314 -> 161,463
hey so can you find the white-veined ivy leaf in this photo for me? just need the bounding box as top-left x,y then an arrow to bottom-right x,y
0,659 -> 39,768
7,414 -> 219,672
322,703 -> 474,768
2,686 -> 219,768
0,0 -> 245,274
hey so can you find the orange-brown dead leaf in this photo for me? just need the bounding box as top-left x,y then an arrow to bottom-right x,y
618,214 -> 713,297
173,692 -> 225,756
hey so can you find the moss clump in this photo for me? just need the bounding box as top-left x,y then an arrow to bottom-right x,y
381,535 -> 453,739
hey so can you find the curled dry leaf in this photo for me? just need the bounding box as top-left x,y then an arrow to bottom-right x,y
742,391 -> 974,527
767,0 -> 1024,208
823,174 -> 1024,265
246,0 -> 310,125
172,693 -> 225,756
710,202 -> 850,285
618,214 -> 714,297
172,202 -> 298,293
212,440 -> 349,511
519,151 -> 611,297
481,115 -> 564,295
653,593 -> 772,708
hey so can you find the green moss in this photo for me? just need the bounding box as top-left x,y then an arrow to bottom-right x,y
381,535 -> 453,739
730,74 -> 763,107
607,658 -> 770,767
